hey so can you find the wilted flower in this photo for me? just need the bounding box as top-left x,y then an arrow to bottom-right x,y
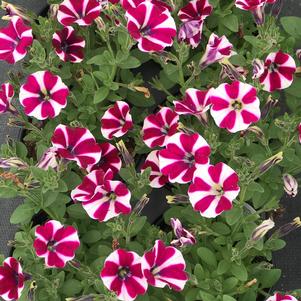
259,51 -> 296,92
49,4 -> 59,18
283,174 -> 298,197
0,83 -> 14,114
133,194 -> 150,215
244,126 -> 265,142
275,217 -> 301,238
116,140 -> 134,166
166,194 -> 190,204
299,122 -> 301,144
1,1 -> 30,21
170,218 -> 196,247
251,218 -> 275,241
266,292 -> 298,301
259,152 -> 283,175
36,147 -> 59,171
271,0 -> 283,18
220,60 -> 247,82
0,257 -> 25,301
252,59 -> 265,79
261,95 -> 279,118
133,86 -> 150,98
141,240 -> 188,291
0,157 -> 28,169
178,21 -> 204,48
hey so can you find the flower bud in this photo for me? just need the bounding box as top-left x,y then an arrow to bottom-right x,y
283,173 -> 298,197
298,122 -> 301,144
116,140 -> 134,166
133,194 -> 150,215
49,4 -> 59,19
244,126 -> 265,142
0,157 -> 28,169
220,59 -> 246,82
36,147 -> 59,171
166,194 -> 189,204
1,1 -> 30,21
259,151 -> 283,175
252,6 -> 265,25
178,20 -> 202,48
252,59 -> 265,79
244,278 -> 257,288
177,122 -> 195,135
170,218 -> 196,247
133,86 -> 150,98
261,95 -> 279,118
274,217 -> 301,237
251,218 -> 275,241
94,16 -> 106,31
296,49 -> 301,62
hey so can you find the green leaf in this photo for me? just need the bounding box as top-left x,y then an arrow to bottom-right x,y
248,182 -> 264,193
211,222 -> 231,235
10,203 -> 34,224
257,268 -> 281,288
197,247 -> 217,267
244,36 -> 266,48
130,216 -> 147,237
87,50 -> 114,65
94,86 -> 110,104
82,230 -> 102,244
194,263 -> 205,280
280,16 -> 301,38
223,277 -> 238,291
61,279 -> 82,296
217,259 -> 231,275
62,172 -> 82,190
224,207 -> 242,226
43,191 -> 58,208
118,56 -> 141,69
241,290 -> 257,301
223,295 -> 236,301
231,263 -> 248,281
67,204 -> 87,219
221,15 -> 238,32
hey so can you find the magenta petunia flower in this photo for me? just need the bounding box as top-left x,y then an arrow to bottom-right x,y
188,162 -> 240,218
199,33 -> 235,70
141,240 -> 188,291
142,107 -> 179,148
52,26 -> 85,63
141,150 -> 168,188
159,132 -> 211,184
121,0 -> 172,10
100,249 -> 148,301
178,0 -> 212,47
259,51 -> 296,92
51,124 -> 102,169
19,71 -> 69,120
57,0 -> 101,26
71,169 -> 131,222
170,218 -> 196,247
173,88 -> 211,120
266,293 -> 298,301
33,220 -> 80,268
235,0 -> 266,10
87,142 -> 122,175
0,257 -> 25,301
0,83 -> 14,113
298,122 -> 301,144
210,81 -> 261,133
0,16 -> 33,64
101,101 -> 133,140
125,1 -> 176,52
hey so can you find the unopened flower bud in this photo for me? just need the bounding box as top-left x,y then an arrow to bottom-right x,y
251,218 -> 275,241
261,95 -> 278,118
283,173 -> 298,197
1,1 -> 30,21
133,86 -> 150,98
0,157 -> 28,169
244,278 -> 257,288
177,122 -> 195,134
274,217 -> 301,237
252,6 -> 265,25
220,59 -> 246,82
252,59 -> 265,79
133,194 -> 150,215
170,218 -> 196,247
94,16 -> 105,31
166,194 -> 189,204
116,140 -> 134,166
36,147 -> 59,171
259,151 -> 283,175
296,49 -> 301,61
49,4 -> 59,19
244,126 -> 265,141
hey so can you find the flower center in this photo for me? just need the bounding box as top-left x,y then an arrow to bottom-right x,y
47,240 -> 57,252
118,266 -> 131,279
183,153 -> 195,167
269,62 -> 278,72
140,26 -> 152,37
109,193 -> 117,201
161,125 -> 170,134
231,99 -> 242,111
40,89 -> 51,101
61,41 -> 69,52
150,265 -> 160,276
212,184 -> 224,197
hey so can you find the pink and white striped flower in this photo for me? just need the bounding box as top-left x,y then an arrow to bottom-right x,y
87,142 -> 122,175
33,220 -> 80,268
125,1 -> 177,52
141,240 -> 188,291
51,124 -> 102,169
210,81 -> 261,133
170,218 -> 196,247
141,150 -> 168,188
57,0 -> 101,26
0,257 -> 25,301
159,132 -> 211,184
298,122 -> 301,144
71,169 -> 131,222
199,33 -> 235,70
266,293 -> 298,301
259,51 -> 296,92
142,107 -> 179,148
52,26 -> 85,63
235,0 -> 266,10
0,16 -> 33,64
0,83 -> 14,113
36,147 -> 59,171
178,0 -> 212,47
173,88 -> 211,120
100,249 -> 148,301
101,101 -> 133,140
188,162 -> 240,218
19,71 -> 69,120
121,0 -> 172,10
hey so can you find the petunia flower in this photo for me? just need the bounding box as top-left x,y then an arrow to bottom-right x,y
210,81 -> 261,133
125,1 -> 177,52
266,293 -> 298,301
71,169 -> 131,222
0,83 -> 14,113
141,150 -> 168,188
173,88 -> 211,121
19,71 -> 69,120
141,240 -> 188,291
251,218 -> 275,241
100,249 -> 148,301
299,122 -> 301,144
159,132 -> 211,184
36,147 -> 59,171
51,124 -> 102,169
178,0 -> 212,48
87,142 -> 122,175
121,0 -> 172,10
52,26 -> 85,63
283,173 -> 298,197
0,257 -> 25,301
33,220 -> 80,268
0,16 -> 33,64
142,107 -> 179,148
199,33 -> 235,70
57,0 -> 101,26
170,218 -> 196,247
101,101 -> 133,140
252,58 -> 265,79
259,51 -> 296,92
188,162 -> 240,218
